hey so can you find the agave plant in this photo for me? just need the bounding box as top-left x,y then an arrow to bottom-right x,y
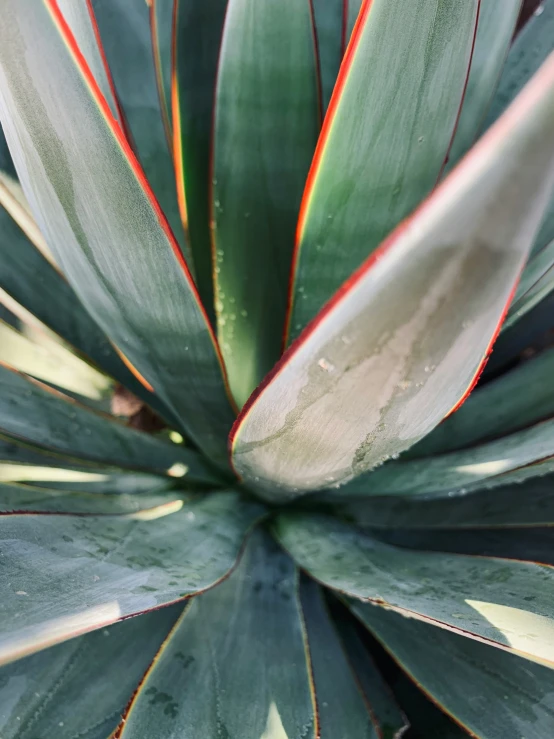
1,0 -> 554,736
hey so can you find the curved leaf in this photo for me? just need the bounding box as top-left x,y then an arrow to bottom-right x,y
504,236 -> 554,329
486,0 -> 554,258
0,172 -> 173,421
407,346 -> 554,458
356,605 -> 554,739
0,606 -> 182,739
231,52 -> 554,499
117,529 -> 317,739
444,0 -> 522,173
286,0 -> 480,341
26,473 -> 171,495
173,0 -> 228,320
336,417 -> 554,499
300,577 -> 380,738
0,0 -> 236,464
0,364 -> 221,482
335,616 -> 409,738
0,317 -> 111,400
338,475 -> 554,530
0,480 -> 185,515
273,513 -> 554,669
90,0 -> 187,259
0,492 -> 264,666
56,0 -> 122,123
213,0 -> 319,406
150,0 -> 174,149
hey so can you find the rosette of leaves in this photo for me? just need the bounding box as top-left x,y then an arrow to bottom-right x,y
0,1 -> 554,737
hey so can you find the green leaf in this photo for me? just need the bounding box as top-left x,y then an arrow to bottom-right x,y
90,0 -> 187,260
335,417 -> 554,499
212,0 -> 319,407
0,316 -> 112,400
150,0 -> 174,149
406,346 -> 554,458
335,616 -> 410,738
0,605 -> 183,739
56,0 -> 122,123
0,122 -> 16,177
273,513 -> 554,669
372,526 -> 554,565
286,0 -> 479,341
0,364 -> 221,482
312,0 -> 344,112
299,577 -> 379,738
443,0 -> 522,173
0,480 -> 184,515
0,491 -> 264,665
231,52 -> 554,500
486,0 -> 554,259
503,236 -> 554,329
117,529 -> 316,739
354,604 -> 554,739
26,472 -> 172,495
338,475 -> 554,530
345,0 -> 362,41
0,0 -> 236,464
173,0 -> 228,321
0,171 -> 173,421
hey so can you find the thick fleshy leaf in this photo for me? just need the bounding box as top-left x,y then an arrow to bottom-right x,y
173,0 -> 228,320
504,236 -> 554,329
212,0 -> 319,407
443,0 -> 522,173
0,480 -> 186,515
335,617 -> 409,738
273,513 -> 554,668
231,52 -> 554,499
374,525 -> 554,565
335,417 -> 554,499
150,0 -> 174,148
0,364 -> 221,482
0,492 -> 264,665
300,577 -> 378,738
286,0 -> 479,341
0,171 -> 173,419
0,317 -> 112,400
56,0 -> 122,123
0,434 -> 139,474
356,605 -> 554,739
406,347 -> 554,458
117,529 -> 316,739
312,0 -> 344,112
338,475 -> 554,530
26,472 -> 171,495
90,0 -> 187,259
486,0 -> 554,259
0,0 -> 236,463
0,606 -> 182,739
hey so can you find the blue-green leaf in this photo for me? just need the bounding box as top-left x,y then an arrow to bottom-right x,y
0,492 -> 264,665
117,529 -> 317,739
0,606 -> 183,739
0,0 -> 236,464
273,513 -> 554,669
355,603 -> 554,739
0,365 -> 221,483
212,0 -> 319,406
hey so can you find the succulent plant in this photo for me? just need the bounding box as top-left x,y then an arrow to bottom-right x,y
0,0 -> 554,736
